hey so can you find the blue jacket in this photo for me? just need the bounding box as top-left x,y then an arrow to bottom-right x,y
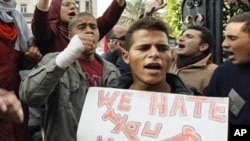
101,50 -> 131,74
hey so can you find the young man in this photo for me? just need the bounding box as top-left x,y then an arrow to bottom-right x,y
32,0 -> 126,55
19,12 -> 121,141
108,16 -> 193,94
169,25 -> 218,95
205,12 -> 250,125
29,0 -> 124,139
100,0 -> 167,75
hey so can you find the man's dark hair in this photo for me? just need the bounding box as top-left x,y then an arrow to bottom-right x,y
125,16 -> 169,51
68,12 -> 95,31
184,25 -> 215,55
229,12 -> 250,35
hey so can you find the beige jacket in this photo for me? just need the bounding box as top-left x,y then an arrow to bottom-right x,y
169,49 -> 218,95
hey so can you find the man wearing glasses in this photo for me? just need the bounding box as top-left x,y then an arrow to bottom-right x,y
101,24 -> 131,74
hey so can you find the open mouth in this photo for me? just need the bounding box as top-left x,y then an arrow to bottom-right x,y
223,50 -> 234,60
178,43 -> 185,49
144,63 -> 162,70
68,12 -> 76,17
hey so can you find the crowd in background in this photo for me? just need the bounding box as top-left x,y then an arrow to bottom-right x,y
1,0 -> 250,141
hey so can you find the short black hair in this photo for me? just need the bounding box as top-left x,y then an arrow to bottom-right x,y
228,12 -> 250,35
68,12 -> 95,31
125,16 -> 169,51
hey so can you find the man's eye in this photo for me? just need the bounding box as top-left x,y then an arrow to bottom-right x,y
139,45 -> 150,50
229,36 -> 237,40
157,45 -> 170,51
90,25 -> 97,29
78,25 -> 86,29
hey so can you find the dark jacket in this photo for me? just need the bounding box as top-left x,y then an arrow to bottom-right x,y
101,51 -> 131,74
108,72 -> 193,95
206,61 -> 250,125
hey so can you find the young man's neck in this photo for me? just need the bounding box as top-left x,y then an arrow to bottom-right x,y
79,53 -> 96,61
129,82 -> 171,93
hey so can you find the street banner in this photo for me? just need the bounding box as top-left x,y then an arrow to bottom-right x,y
77,87 -> 229,141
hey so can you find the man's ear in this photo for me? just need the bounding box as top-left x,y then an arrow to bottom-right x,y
68,32 -> 73,39
122,50 -> 129,64
199,43 -> 209,52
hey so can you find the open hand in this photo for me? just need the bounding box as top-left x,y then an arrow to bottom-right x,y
144,0 -> 167,16
116,0 -> 126,7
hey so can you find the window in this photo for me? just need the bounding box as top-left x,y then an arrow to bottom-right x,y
85,0 -> 92,14
75,1 -> 80,11
20,4 -> 27,13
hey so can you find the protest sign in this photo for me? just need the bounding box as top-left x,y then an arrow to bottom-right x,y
77,87 -> 229,141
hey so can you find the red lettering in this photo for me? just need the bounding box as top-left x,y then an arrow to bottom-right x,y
170,96 -> 187,116
209,98 -> 227,122
118,92 -> 133,112
97,136 -> 114,141
187,96 -> 210,118
102,109 -> 140,141
98,90 -> 120,108
142,121 -> 162,138
149,94 -> 167,116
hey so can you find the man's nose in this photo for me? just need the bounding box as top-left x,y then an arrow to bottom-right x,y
148,46 -> 160,58
222,38 -> 229,48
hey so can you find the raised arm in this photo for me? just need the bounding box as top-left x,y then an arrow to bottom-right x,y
97,0 -> 126,40
31,0 -> 55,55
139,0 -> 167,18
37,0 -> 50,11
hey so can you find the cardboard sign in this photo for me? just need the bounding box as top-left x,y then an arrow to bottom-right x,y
77,87 -> 229,141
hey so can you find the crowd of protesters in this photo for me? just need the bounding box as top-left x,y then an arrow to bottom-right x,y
1,0 -> 250,141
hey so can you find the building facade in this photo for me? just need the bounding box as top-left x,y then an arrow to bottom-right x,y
16,0 -> 98,23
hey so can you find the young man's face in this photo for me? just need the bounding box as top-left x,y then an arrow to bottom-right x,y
69,15 -> 100,56
123,29 -> 171,85
177,29 -> 205,57
222,22 -> 250,64
60,0 -> 78,23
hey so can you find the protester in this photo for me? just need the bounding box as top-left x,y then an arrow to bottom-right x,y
169,25 -> 217,95
108,16 -> 193,95
28,0 -> 125,139
205,12 -> 250,125
20,12 -> 121,141
101,24 -> 131,74
0,0 -> 42,140
32,0 -> 126,55
101,0 -> 167,75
